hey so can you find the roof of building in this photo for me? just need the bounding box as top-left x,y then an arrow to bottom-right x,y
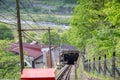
60,44 -> 77,50
9,43 -> 42,58
21,68 -> 55,78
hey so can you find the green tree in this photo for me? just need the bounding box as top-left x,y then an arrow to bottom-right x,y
41,31 -> 60,45
0,23 -> 13,40
68,0 -> 120,57
0,40 -> 20,79
70,0 -> 101,53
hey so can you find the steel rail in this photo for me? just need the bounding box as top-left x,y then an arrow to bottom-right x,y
56,65 -> 72,80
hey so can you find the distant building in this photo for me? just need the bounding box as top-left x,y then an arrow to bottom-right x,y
9,43 -> 79,68
9,42 -> 51,68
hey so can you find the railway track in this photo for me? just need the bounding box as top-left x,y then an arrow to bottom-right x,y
56,65 -> 73,80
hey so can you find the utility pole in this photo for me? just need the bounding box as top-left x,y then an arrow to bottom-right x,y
48,27 -> 52,68
16,0 -> 24,73
58,37 -> 60,67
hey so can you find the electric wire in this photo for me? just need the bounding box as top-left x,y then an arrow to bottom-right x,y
0,0 -> 48,30
27,0 -> 41,20
0,14 -> 17,26
20,1 -> 40,29
0,21 -> 16,26
0,0 -> 37,34
0,0 -> 16,17
22,32 -> 35,42
0,0 -> 36,30
27,0 -> 49,29
23,31 -> 36,41
0,0 -> 51,33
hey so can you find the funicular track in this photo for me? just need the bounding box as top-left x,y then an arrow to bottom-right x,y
56,65 -> 73,80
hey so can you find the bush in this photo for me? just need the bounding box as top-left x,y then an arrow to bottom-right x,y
0,23 -> 13,40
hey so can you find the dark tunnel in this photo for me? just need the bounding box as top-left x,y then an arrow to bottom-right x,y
63,53 -> 79,65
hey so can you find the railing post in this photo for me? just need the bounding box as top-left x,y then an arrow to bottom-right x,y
104,54 -> 107,76
93,57 -> 95,71
112,52 -> 116,78
88,59 -> 91,72
87,59 -> 89,72
82,55 -> 86,71
98,57 -> 101,74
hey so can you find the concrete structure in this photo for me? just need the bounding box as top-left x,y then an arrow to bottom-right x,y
51,44 -> 79,68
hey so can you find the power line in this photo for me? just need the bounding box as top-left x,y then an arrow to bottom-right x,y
0,0 -> 52,35
23,31 -> 36,41
0,0 -> 50,32
27,0 -> 41,20
28,0 -> 45,28
23,33 -> 35,43
21,28 -> 52,31
0,0 -> 16,17
20,1 -> 49,29
0,28 -> 52,31
0,21 -> 16,26
0,14 -> 34,29
0,14 -> 14,20
0,0 -> 36,29
0,14 -> 17,26
20,1 -> 40,29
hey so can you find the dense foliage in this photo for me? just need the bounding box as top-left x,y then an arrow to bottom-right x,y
61,0 -> 120,58
0,40 -> 20,79
0,23 -> 13,40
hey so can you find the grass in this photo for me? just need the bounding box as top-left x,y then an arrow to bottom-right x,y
83,71 -> 114,80
76,58 -> 116,80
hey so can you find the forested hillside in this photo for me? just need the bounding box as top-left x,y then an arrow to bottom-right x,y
0,40 -> 20,79
61,1 -> 120,79
0,0 -> 76,14
62,0 -> 120,58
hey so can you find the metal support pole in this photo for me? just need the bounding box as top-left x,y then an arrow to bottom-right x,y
48,27 -> 52,68
16,0 -> 24,73
59,38 -> 60,67
93,57 -> 95,71
98,57 -> 101,74
112,52 -> 116,78
104,54 -> 107,75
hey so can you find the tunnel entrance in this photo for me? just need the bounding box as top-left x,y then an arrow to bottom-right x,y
67,57 -> 74,65
62,52 -> 79,65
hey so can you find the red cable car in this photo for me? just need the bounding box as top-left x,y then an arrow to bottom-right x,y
21,68 -> 55,80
